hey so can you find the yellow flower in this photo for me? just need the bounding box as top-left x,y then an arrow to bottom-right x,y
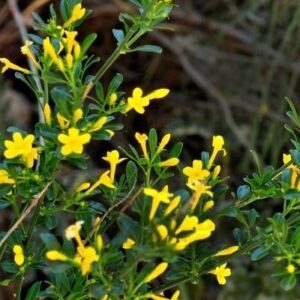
175,219 -> 215,250
164,196 -> 181,216
77,246 -> 99,275
43,37 -> 65,72
287,264 -> 296,274
65,31 -> 78,53
21,40 -> 40,68
85,171 -> 115,194
89,116 -> 107,132
47,222 -> 99,276
183,160 -> 210,184
4,132 -> 38,168
144,262 -> 168,283
135,132 -> 149,159
102,150 -> 126,182
43,103 -> 52,126
65,220 -> 84,241
209,263 -> 231,285
13,245 -> 25,266
0,58 -> 30,74
122,238 -> 135,249
207,135 -> 226,170
187,181 -> 213,210
126,87 -> 170,114
157,133 -> 171,152
57,113 -> 70,129
215,245 -> 239,256
0,169 -> 15,185
175,215 -> 199,235
64,3 -> 86,28
144,186 -> 173,220
46,250 -> 68,261
58,128 -> 91,156
159,158 -> 179,167
150,290 -> 180,300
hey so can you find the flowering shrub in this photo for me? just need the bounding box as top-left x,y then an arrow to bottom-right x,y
1,1 -> 300,299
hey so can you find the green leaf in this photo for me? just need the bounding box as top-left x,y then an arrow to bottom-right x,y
236,185 -> 251,200
81,33 -> 97,56
0,279 -> 12,286
291,149 -> 300,166
112,29 -> 125,43
251,246 -> 269,261
25,281 -> 42,300
169,142 -> 183,158
1,261 -> 18,273
0,200 -> 10,209
281,275 -> 297,291
131,45 -> 163,54
148,129 -> 158,157
118,213 -> 141,240
40,233 -> 60,250
247,209 -> 258,227
284,189 -> 300,200
44,215 -> 58,230
107,73 -> 123,95
126,161 -> 137,189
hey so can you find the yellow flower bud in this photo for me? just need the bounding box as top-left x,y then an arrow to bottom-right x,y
89,117 -> 107,132
46,250 -> 68,261
64,4 -> 86,28
157,133 -> 171,152
287,264 -> 296,274
159,158 -> 179,167
13,245 -> 25,266
156,225 -> 168,240
75,182 -> 91,193
215,246 -> 239,257
203,200 -> 214,212
96,235 -> 104,250
43,103 -> 52,126
144,262 -> 168,283
122,238 -> 135,249
73,108 -> 83,122
109,93 -> 118,105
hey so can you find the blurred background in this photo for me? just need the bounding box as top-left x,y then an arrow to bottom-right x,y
0,0 -> 300,299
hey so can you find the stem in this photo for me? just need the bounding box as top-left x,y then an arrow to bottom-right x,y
83,26 -> 142,99
154,238 -> 262,294
10,197 -> 25,235
16,273 -> 24,300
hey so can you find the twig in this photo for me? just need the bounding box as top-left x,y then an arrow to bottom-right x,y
0,182 -> 51,250
83,185 -> 142,244
7,0 -> 45,124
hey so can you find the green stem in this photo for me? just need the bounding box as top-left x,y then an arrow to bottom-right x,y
16,272 -> 24,300
10,197 -> 25,235
93,27 -> 139,83
154,238 -> 263,294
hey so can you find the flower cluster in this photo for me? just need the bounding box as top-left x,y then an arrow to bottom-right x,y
46,221 -> 100,275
